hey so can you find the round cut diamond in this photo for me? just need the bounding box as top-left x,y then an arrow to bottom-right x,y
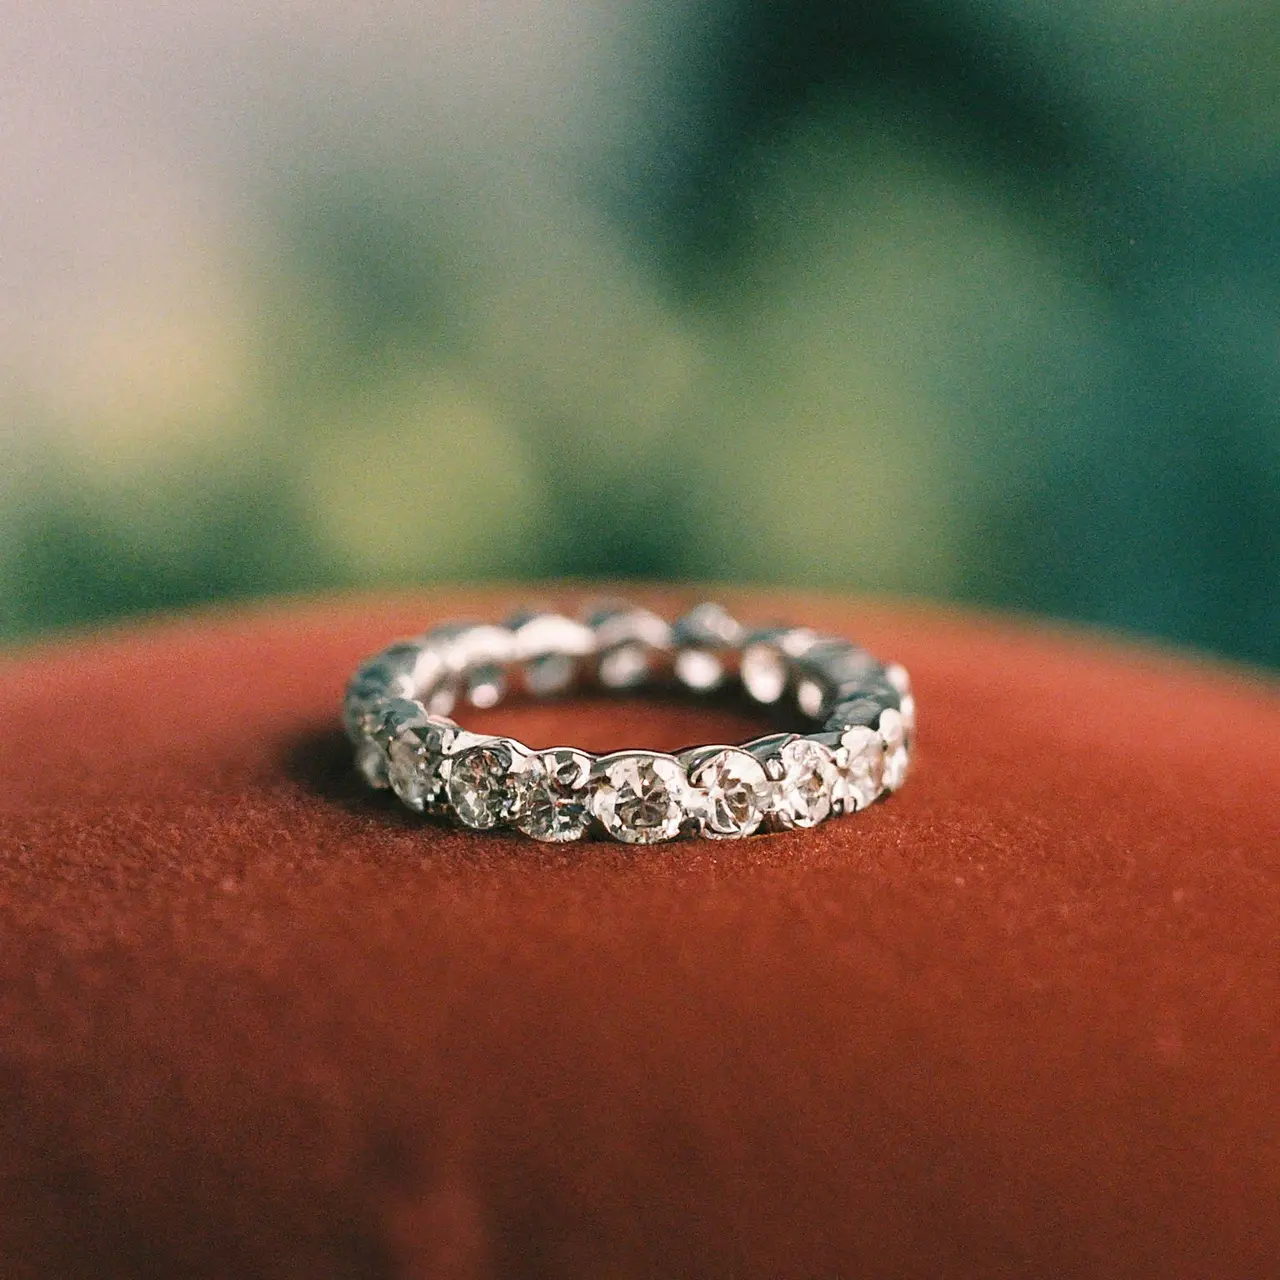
832,726 -> 884,812
878,708 -> 910,792
795,676 -> 826,720
425,679 -> 459,717
384,713 -> 458,813
593,753 -> 687,844
598,642 -> 649,689
740,644 -> 787,704
446,739 -> 531,829
518,749 -> 594,843
524,652 -> 577,696
465,663 -> 506,709
770,738 -> 838,829
689,748 -> 770,838
674,648 -> 724,692
589,604 -> 672,691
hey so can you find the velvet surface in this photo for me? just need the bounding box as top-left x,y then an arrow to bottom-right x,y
1,588 -> 1277,1279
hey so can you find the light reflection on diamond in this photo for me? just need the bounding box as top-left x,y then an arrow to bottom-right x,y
832,726 -> 884,812
593,753 -> 686,844
446,740 -> 531,829
690,748 -> 770,838
770,738 -> 837,828
518,749 -> 593,843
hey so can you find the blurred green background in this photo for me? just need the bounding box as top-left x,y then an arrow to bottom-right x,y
2,1 -> 1277,665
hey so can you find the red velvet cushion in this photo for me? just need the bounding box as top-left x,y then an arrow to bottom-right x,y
1,588 -> 1277,1278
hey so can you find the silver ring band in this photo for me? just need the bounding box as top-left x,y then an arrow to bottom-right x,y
344,601 -> 914,844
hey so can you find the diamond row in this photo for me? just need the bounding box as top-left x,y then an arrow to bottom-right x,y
346,601 -> 913,844
363,709 -> 909,844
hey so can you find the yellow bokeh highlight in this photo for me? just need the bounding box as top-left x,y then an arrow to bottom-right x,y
297,370 -> 547,581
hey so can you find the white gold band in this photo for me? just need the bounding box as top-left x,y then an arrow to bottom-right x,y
344,601 -> 914,844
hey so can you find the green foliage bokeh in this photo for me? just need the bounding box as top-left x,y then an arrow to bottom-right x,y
2,0 -> 1276,666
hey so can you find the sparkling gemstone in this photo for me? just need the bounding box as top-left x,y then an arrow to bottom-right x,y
518,749 -> 594,843
350,643 -> 420,706
511,609 -> 591,692
589,604 -> 671,690
879,708 -> 910,792
593,753 -> 687,844
770,738 -> 838,829
598,642 -> 649,689
689,748 -> 770,838
465,663 -> 506,709
832,726 -> 884,812
777,627 -> 820,658
740,644 -> 787,704
588,603 -> 672,651
524,652 -> 577,696
425,679 -> 459,717
355,734 -> 390,789
674,648 -> 724,692
672,601 -> 744,648
509,611 -> 595,663
671,603 -> 741,694
795,676 -> 826,719
386,714 -> 458,813
423,621 -> 516,674
446,739 -> 531,829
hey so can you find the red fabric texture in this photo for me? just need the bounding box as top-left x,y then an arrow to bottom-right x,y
0,587 -> 1277,1279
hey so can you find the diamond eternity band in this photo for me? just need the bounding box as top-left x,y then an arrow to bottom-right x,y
343,601 -> 914,844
